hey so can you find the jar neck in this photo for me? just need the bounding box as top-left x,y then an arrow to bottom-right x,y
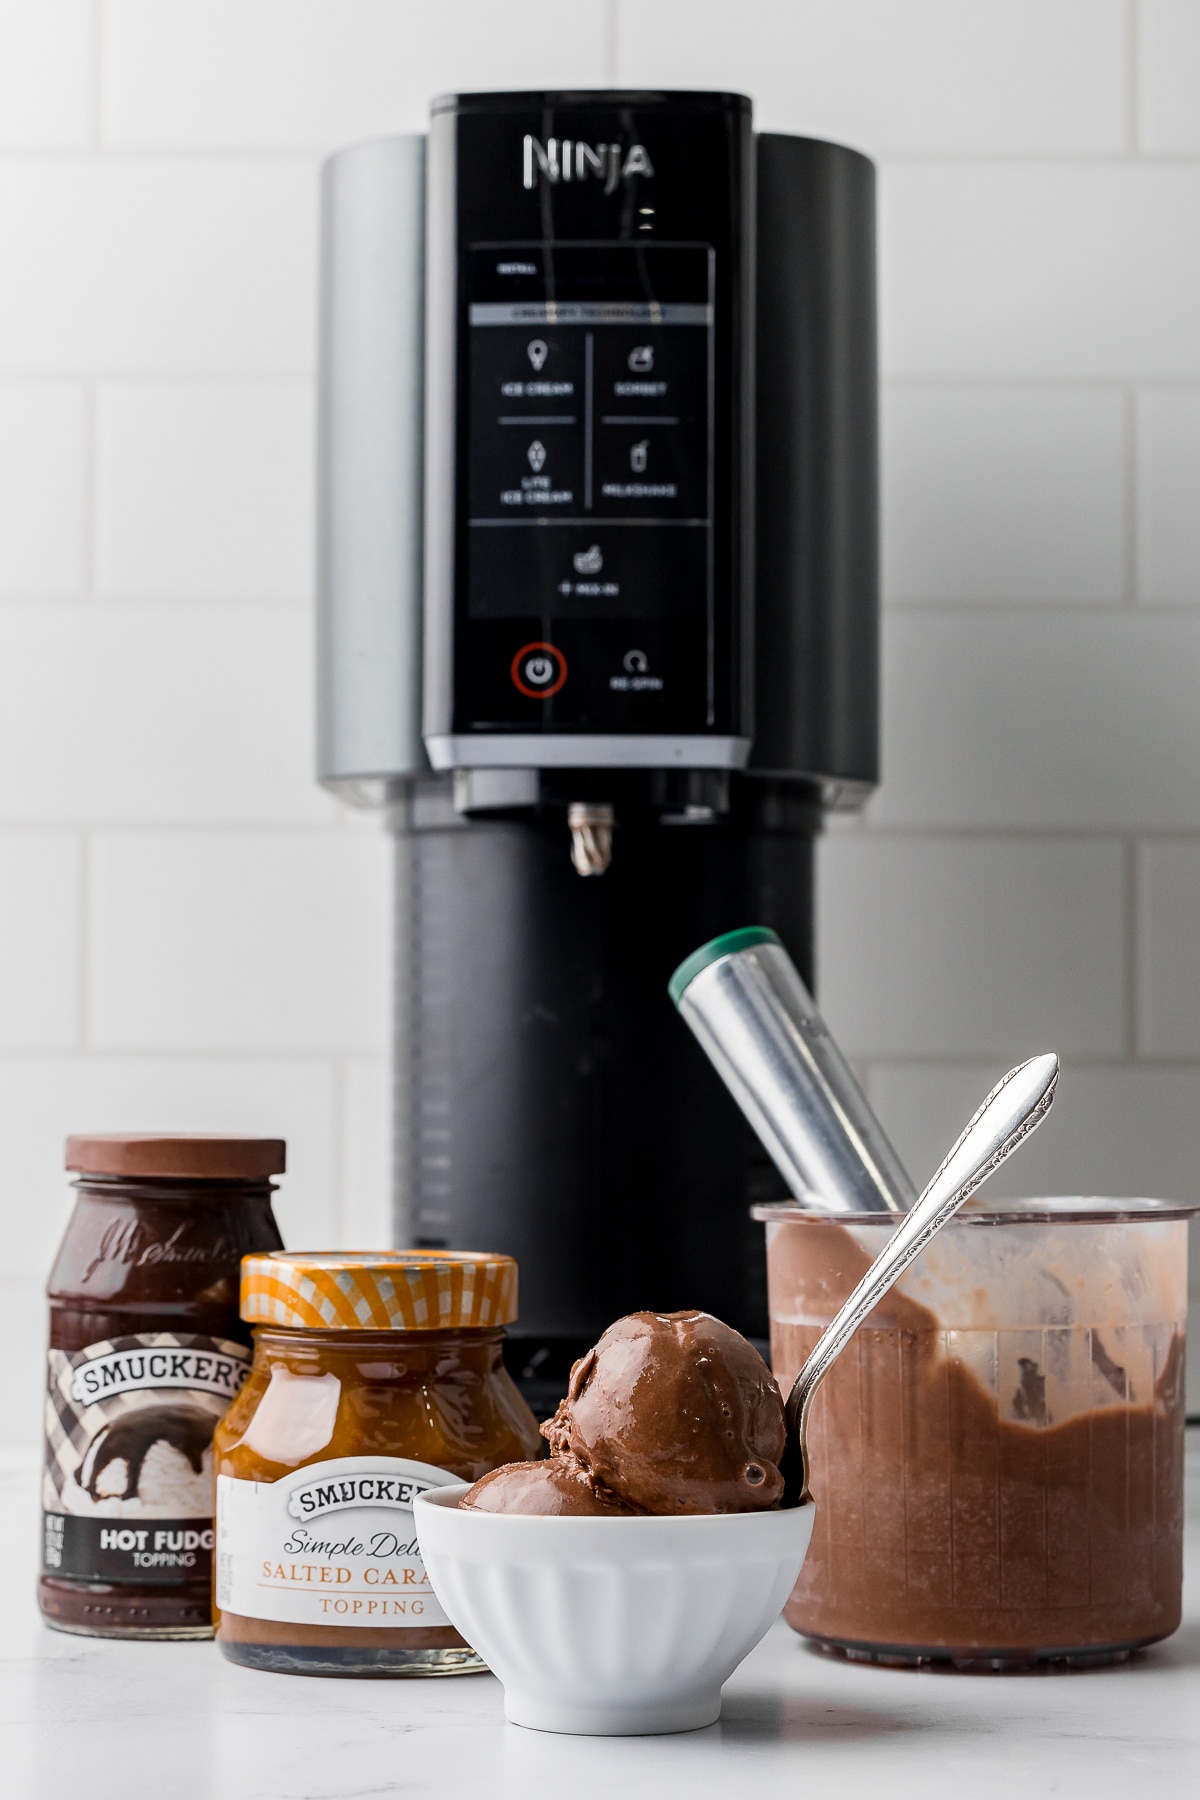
72,1175 -> 278,1203
250,1324 -> 508,1365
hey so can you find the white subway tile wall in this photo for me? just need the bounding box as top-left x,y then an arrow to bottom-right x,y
1138,841 -> 1200,1057
88,830 -> 390,1052
1140,0 -> 1200,154
2,2 -> 1200,1447
1138,389 -> 1200,602
0,835 -> 82,1050
95,383 -> 315,598
0,3 -> 92,150
817,837 -> 1127,1060
0,603 -> 334,823
882,387 -> 1127,604
0,385 -> 88,594
615,0 -> 1129,153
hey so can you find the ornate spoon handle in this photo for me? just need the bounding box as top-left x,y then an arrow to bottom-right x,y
784,1052 -> 1060,1503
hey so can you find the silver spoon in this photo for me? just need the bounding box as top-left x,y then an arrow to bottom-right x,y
782,1052 -> 1060,1505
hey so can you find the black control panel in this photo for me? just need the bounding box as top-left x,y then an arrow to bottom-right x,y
426,92 -> 752,758
465,241 -> 713,729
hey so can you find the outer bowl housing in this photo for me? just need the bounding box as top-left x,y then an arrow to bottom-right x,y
414,1485 -> 815,1735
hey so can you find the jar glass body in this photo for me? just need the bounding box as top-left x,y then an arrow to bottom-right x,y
758,1200 -> 1191,1670
213,1324 -> 542,1676
40,1175 -> 283,1640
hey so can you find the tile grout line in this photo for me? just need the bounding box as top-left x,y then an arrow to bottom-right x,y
826,1054 -> 1200,1075
89,0 -> 104,154
81,380 -> 97,600
1128,0 -> 1142,157
4,369 -> 1194,390
15,822 -> 1200,846
1124,382 -> 1139,607
1126,833 -> 1140,1062
331,1056 -> 347,1245
0,1048 -> 390,1066
836,825 -> 1136,844
0,374 -> 317,387
883,376 -> 1149,391
876,150 -> 1200,165
0,149 -> 325,165
883,597 -> 1200,615
8,377 -> 1200,395
884,598 -> 1131,613
605,0 -> 619,85
76,828 -> 91,1051
0,591 -> 315,608
0,822 -> 367,837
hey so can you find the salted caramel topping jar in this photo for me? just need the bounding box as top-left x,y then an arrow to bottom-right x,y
213,1250 -> 541,1676
40,1134 -> 286,1640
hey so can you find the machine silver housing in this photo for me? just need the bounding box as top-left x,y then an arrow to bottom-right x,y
317,136 -> 428,795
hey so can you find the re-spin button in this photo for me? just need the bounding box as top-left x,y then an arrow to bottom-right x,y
511,641 -> 568,699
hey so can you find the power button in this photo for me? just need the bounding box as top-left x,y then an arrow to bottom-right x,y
511,641 -> 568,699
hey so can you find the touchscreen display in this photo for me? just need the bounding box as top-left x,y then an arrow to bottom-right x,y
466,242 -> 712,622
458,241 -> 717,731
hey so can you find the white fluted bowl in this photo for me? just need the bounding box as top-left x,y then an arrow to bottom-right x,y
414,1486 -> 814,1736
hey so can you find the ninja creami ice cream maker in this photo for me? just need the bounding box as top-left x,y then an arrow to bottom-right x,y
316,90 -> 879,1404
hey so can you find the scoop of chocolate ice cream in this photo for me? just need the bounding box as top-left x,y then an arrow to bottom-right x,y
460,1454 -> 643,1516
543,1310 -> 786,1514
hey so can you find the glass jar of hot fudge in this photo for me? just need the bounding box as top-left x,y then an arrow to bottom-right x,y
213,1250 -> 541,1676
40,1134 -> 285,1639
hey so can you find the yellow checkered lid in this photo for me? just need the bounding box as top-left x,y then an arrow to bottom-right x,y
239,1250 -> 519,1331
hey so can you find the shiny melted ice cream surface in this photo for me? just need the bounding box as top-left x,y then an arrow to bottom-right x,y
461,1310 -> 787,1517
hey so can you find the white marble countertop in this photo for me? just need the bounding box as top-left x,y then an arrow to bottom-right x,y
4,1440 -> 1200,1798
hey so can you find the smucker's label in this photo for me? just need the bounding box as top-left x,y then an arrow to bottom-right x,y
216,1457 -> 457,1629
42,1332 -> 251,1586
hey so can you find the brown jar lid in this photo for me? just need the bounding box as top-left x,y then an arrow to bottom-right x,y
65,1134 -> 286,1180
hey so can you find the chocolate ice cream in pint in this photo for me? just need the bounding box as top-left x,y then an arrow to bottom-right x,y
757,1198 -> 1195,1667
462,1311 -> 787,1516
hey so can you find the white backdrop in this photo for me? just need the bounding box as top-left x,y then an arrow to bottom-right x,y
2,1 -> 1199,1448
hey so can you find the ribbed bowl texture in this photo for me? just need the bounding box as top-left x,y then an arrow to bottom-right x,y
414,1485 -> 815,1736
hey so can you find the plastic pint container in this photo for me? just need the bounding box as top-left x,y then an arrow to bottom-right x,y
756,1196 -> 1196,1669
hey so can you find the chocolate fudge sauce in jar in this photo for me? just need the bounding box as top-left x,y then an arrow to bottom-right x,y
40,1135 -> 285,1639
213,1251 -> 541,1676
756,1197 -> 1195,1669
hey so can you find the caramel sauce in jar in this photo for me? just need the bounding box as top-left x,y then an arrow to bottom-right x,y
213,1251 -> 540,1676
40,1134 -> 285,1640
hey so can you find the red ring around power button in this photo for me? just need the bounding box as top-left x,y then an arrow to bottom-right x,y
511,641 -> 568,699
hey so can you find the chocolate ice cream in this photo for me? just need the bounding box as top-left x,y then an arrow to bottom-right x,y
460,1310 -> 788,1516
460,1454 -> 642,1516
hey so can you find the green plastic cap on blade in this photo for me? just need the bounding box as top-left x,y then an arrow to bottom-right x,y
667,926 -> 783,1010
